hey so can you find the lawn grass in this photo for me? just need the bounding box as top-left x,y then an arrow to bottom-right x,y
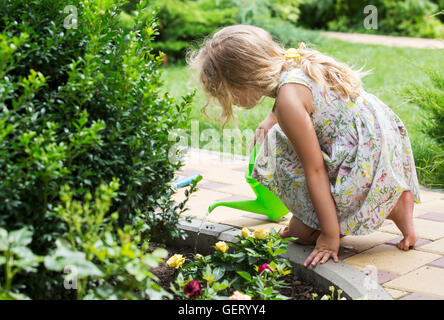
159,36 -> 444,188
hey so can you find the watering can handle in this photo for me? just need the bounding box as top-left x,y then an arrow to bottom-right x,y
248,143 -> 259,175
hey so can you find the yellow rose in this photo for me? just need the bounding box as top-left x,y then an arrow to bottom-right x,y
241,227 -> 251,238
215,241 -> 229,253
254,228 -> 269,240
167,254 -> 185,269
195,254 -> 203,260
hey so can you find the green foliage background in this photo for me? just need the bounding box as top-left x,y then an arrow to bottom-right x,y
0,0 -> 194,298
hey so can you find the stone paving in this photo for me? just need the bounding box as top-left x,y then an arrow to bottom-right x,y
172,148 -> 444,300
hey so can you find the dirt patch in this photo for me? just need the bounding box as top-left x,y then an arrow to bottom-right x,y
150,243 -> 329,300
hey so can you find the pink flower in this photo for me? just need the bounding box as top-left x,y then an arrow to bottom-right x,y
229,291 -> 252,300
258,263 -> 274,275
377,171 -> 387,182
184,279 -> 202,298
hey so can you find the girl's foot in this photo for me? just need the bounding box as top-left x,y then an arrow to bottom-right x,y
280,226 -> 291,238
386,190 -> 417,250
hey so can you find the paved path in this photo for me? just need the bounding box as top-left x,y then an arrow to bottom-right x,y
320,31 -> 444,49
173,148 -> 444,300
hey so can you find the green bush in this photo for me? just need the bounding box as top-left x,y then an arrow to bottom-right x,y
142,0 -> 238,63
0,180 -> 197,299
0,0 -> 194,298
298,0 -> 444,38
402,67 -> 444,188
229,0 -> 322,47
132,0 -> 314,63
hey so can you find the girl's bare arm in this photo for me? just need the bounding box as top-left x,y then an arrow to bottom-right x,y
274,83 -> 340,266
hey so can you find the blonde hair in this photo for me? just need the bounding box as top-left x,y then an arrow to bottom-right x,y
186,24 -> 369,132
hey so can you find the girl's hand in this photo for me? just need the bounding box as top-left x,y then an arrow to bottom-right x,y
249,110 -> 278,153
304,232 -> 340,268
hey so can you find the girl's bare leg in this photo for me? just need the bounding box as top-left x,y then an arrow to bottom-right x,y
280,216 -> 320,245
386,190 -> 417,250
280,216 -> 345,245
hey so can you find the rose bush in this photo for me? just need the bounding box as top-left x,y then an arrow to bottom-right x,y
169,228 -> 296,300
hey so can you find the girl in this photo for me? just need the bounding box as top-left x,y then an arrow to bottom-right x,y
187,25 -> 422,268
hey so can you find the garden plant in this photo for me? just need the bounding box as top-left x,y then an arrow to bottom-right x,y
0,0 -> 196,299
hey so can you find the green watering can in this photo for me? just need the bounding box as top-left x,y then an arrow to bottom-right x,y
207,143 -> 290,220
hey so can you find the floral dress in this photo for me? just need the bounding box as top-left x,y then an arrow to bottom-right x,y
252,68 -> 422,236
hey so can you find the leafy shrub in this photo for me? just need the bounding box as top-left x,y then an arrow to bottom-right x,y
126,0 -> 239,64
230,0 -> 304,25
430,0 -> 444,21
0,227 -> 42,300
298,0 -> 444,38
127,0 -> 318,63
0,0 -> 194,298
1,180 -> 195,300
229,0 -> 322,47
169,228 -> 295,300
402,66 -> 444,188
45,180 -> 172,300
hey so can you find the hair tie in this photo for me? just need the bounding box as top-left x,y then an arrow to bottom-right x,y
284,48 -> 301,62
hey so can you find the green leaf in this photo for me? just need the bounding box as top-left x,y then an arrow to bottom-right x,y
152,248 -> 168,259
236,271 -> 252,282
44,241 -> 103,277
120,242 -> 136,259
0,228 -> 8,251
141,253 -> 160,268
125,261 -> 148,282
273,248 -> 287,256
212,266 -> 225,282
269,261 -> 277,270
8,228 -> 33,247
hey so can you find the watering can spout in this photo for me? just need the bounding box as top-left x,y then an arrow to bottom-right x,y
207,144 -> 290,220
208,199 -> 269,216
